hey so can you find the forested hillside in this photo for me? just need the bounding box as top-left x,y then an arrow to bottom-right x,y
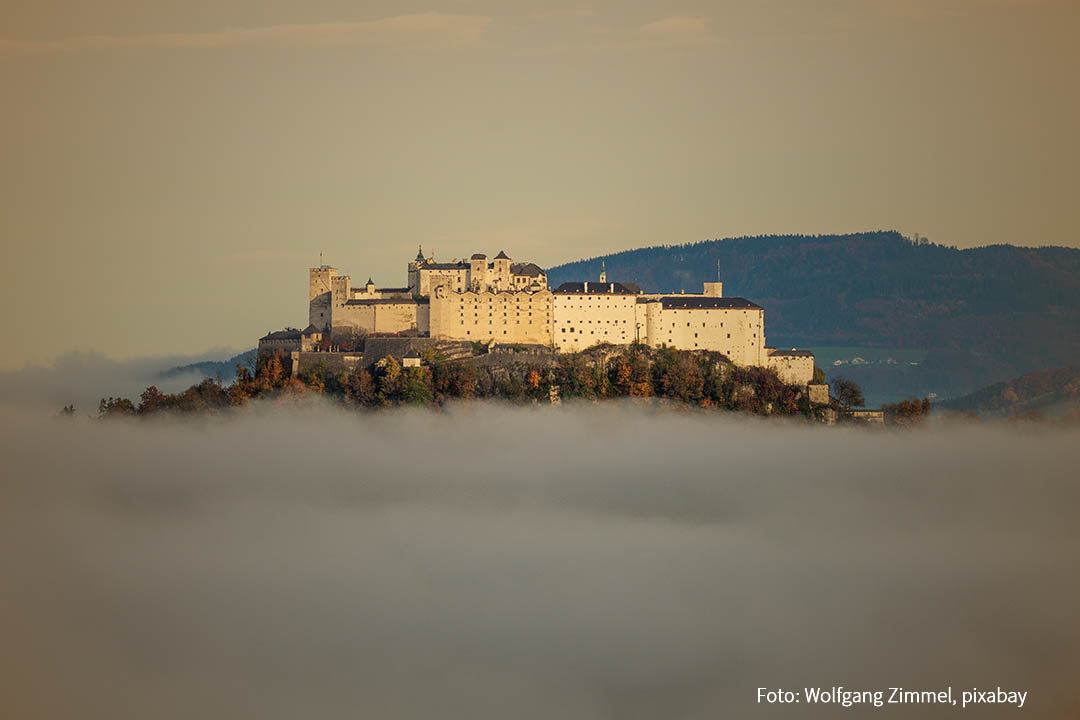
548,231 -> 1080,398
938,365 -> 1080,418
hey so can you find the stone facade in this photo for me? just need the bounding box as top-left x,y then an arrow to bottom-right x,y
429,288 -> 553,346
766,349 -> 816,386
552,282 -> 639,352
331,298 -> 429,337
808,383 -> 830,405
637,296 -> 766,367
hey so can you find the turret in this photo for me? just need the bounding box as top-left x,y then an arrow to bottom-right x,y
493,250 -> 511,291
309,265 -> 339,329
469,253 -> 488,291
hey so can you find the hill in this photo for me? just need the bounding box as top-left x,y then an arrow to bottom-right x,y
159,349 -> 256,382
547,231 -> 1080,399
938,365 -> 1080,418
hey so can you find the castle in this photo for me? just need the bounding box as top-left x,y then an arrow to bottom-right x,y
264,247 -> 815,385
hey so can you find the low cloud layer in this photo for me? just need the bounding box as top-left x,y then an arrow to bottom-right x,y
0,351 -> 234,415
1,403 -> 1078,718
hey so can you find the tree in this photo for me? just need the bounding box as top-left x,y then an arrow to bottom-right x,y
138,385 -> 174,414
346,368 -> 378,406
884,397 -> 932,427
98,397 -> 136,418
832,377 -> 865,409
399,367 -> 434,405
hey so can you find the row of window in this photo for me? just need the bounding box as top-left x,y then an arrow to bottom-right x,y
457,319 -> 536,324
460,312 -> 543,317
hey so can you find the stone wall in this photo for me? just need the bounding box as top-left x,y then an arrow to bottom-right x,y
766,350 -> 816,386
290,351 -> 363,377
808,383 -> 830,405
430,290 -> 553,346
552,292 -> 637,352
644,303 -> 765,367
332,299 -> 429,336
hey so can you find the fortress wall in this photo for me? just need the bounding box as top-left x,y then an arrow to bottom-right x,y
291,351 -> 364,377
373,302 -> 422,334
333,303 -> 376,334
330,275 -> 350,306
552,293 -> 637,352
431,290 -> 552,346
309,267 -> 338,329
648,307 -> 764,366
767,353 -> 816,386
309,294 -> 331,329
420,268 -> 468,296
416,303 -> 431,335
360,337 -> 454,367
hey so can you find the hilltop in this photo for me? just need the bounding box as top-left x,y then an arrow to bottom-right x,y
938,365 -> 1080,418
548,231 -> 1080,399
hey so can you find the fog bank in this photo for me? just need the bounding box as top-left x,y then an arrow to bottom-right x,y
1,403 -> 1078,718
0,350 -> 240,414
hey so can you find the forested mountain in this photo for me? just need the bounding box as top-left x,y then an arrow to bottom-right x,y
548,231 -> 1080,399
938,365 -> 1080,418
159,349 -> 256,381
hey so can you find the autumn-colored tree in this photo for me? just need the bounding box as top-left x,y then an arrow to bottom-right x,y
176,378 -> 230,413
346,368 -> 378,406
98,397 -> 136,418
138,385 -> 175,414
884,397 -> 932,427
660,354 -> 705,404
257,352 -> 286,389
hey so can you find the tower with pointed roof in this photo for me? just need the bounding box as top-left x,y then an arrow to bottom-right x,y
599,259 -> 607,283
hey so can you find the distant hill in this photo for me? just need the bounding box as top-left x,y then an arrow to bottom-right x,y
547,231 -> 1080,399
939,365 -> 1080,417
159,350 -> 256,382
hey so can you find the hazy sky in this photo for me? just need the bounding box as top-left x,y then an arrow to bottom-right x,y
2,0 -> 1078,368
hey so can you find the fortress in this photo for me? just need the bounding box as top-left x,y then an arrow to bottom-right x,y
264,247 -> 815,385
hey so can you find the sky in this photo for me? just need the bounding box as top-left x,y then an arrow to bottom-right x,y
2,402 -> 1079,718
2,0 -> 1078,369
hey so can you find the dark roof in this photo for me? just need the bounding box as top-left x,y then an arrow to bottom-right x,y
658,296 -> 762,310
422,262 -> 468,270
301,324 -> 323,335
403,349 -> 422,358
555,281 -> 641,295
261,328 -> 302,341
768,348 -> 814,357
510,262 -> 545,277
494,250 -> 510,260
345,298 -> 429,306
366,277 -> 374,285
377,287 -> 411,293
470,253 -> 487,260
